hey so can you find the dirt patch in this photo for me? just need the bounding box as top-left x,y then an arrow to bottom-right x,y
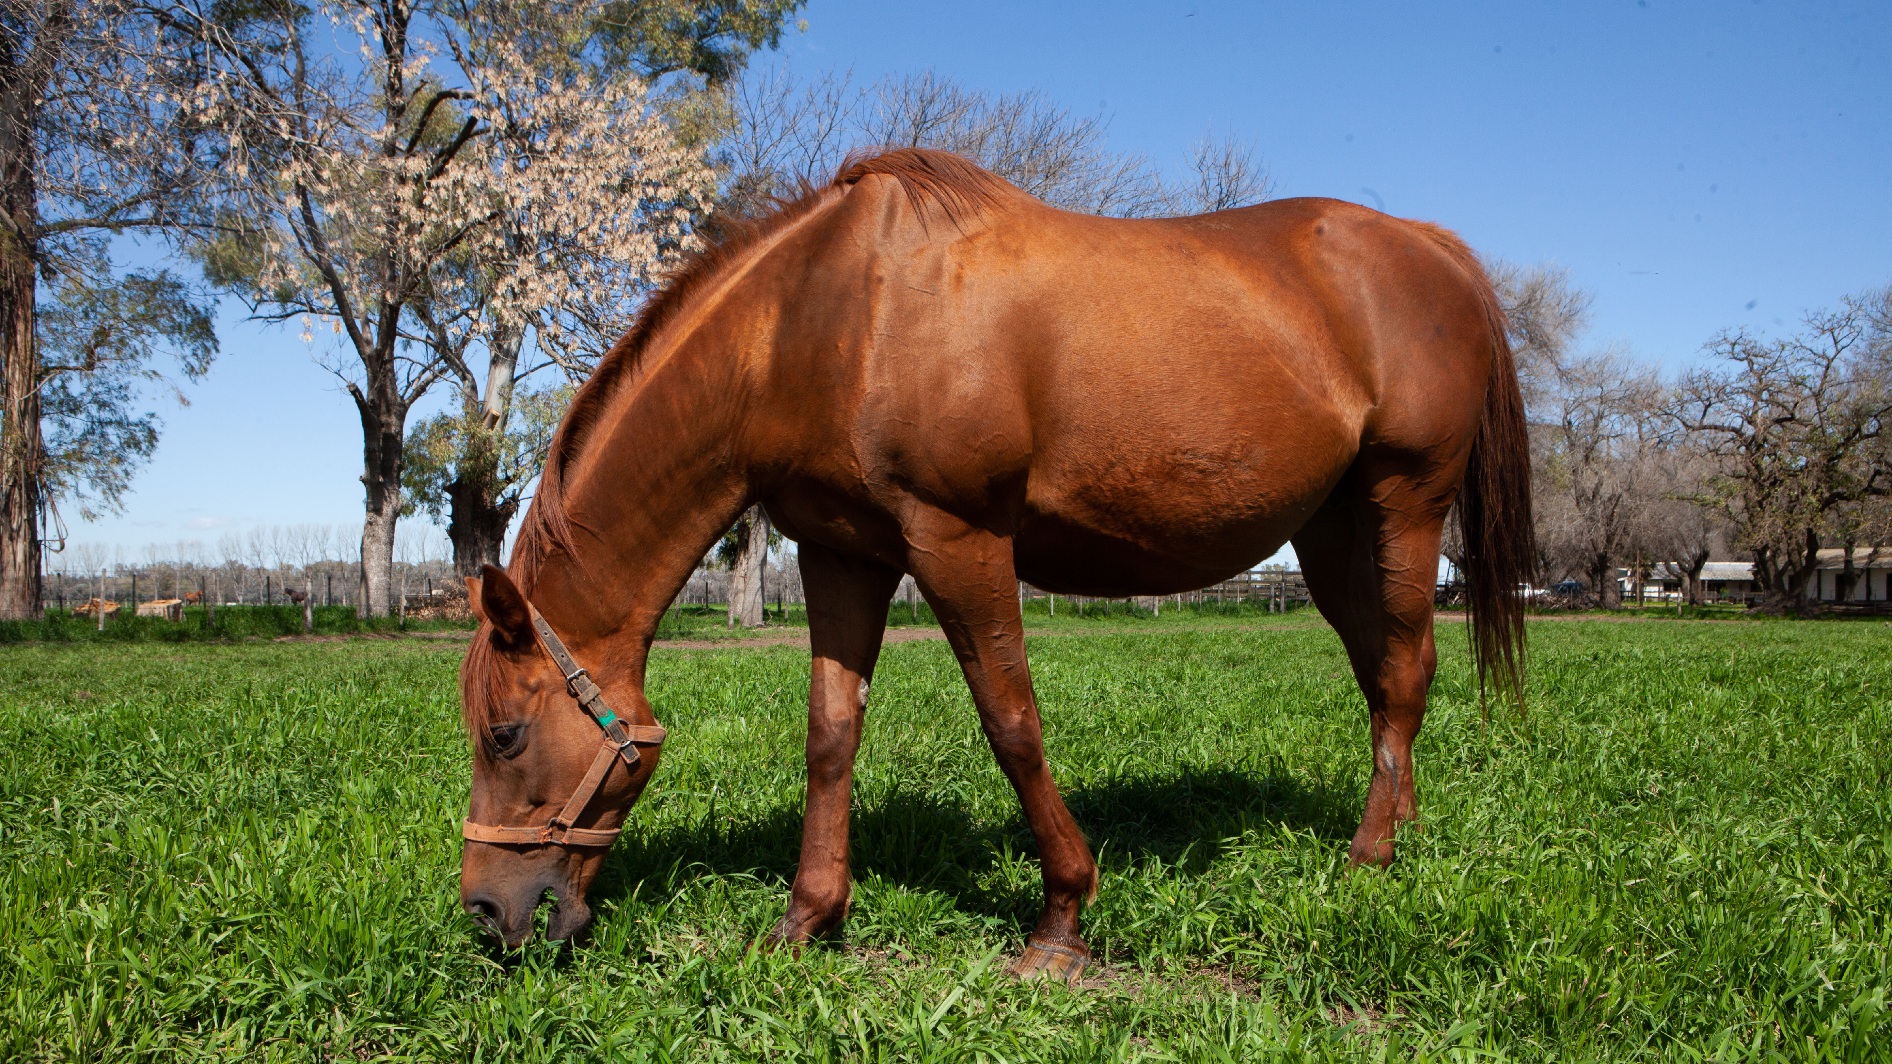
1325,1001 -> 1394,1032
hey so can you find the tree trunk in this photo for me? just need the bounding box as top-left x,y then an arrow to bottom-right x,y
0,236 -> 38,619
1683,547 -> 1710,606
357,400 -> 405,617
1755,530 -> 1822,616
439,327 -> 522,576
726,504 -> 769,628
445,427 -> 514,576
0,92 -> 40,619
1587,554 -> 1622,609
1834,541 -> 1858,603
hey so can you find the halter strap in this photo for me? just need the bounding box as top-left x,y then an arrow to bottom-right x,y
461,600 -> 667,848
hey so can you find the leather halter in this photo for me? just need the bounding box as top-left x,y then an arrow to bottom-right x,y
460,602 -> 667,848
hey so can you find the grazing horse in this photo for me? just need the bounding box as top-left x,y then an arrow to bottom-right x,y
458,149 -> 1531,980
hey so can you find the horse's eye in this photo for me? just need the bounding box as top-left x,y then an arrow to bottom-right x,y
490,722 -> 528,758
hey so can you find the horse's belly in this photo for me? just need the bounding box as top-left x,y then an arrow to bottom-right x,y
1014,432 -> 1352,596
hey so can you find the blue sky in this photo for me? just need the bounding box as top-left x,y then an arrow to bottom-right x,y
66,0 -> 1890,558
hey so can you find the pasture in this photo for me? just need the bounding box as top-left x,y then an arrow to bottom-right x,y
1,614 -> 1887,1061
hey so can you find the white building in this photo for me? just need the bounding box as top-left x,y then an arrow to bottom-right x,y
1646,549 -> 1892,604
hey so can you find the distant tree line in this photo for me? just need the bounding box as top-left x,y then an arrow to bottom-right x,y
1483,266 -> 1891,615
47,522 -> 453,611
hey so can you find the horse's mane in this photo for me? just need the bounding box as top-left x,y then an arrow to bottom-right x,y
506,148 -> 1009,592
467,149 -> 1007,753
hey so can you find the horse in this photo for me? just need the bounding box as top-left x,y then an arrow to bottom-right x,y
458,148 -> 1532,981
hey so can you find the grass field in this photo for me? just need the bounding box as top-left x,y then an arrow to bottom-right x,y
2,613 -> 1887,1061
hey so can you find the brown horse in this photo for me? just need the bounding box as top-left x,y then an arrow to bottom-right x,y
458,149 -> 1531,980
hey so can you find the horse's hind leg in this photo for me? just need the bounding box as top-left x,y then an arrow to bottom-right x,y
1292,459 -> 1456,867
903,509 -> 1097,983
769,542 -> 902,946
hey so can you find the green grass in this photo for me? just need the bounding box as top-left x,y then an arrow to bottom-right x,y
0,605 -> 474,643
1,617 -> 1887,1061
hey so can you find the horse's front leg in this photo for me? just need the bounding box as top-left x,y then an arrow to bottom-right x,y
768,542 -> 901,947
903,510 -> 1098,984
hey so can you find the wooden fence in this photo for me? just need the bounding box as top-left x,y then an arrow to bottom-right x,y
1019,569 -> 1309,615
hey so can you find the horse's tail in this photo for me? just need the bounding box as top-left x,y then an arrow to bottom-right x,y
1409,222 -> 1535,708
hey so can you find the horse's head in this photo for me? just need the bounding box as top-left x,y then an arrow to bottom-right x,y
457,565 -> 662,948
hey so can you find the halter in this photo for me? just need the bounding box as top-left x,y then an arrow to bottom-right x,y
460,602 -> 667,848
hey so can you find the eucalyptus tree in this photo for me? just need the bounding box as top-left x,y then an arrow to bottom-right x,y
0,0 -> 223,617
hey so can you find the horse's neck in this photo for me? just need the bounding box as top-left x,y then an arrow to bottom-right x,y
524,349 -> 754,673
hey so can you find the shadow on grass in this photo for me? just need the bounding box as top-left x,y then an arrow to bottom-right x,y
590,766 -> 1360,932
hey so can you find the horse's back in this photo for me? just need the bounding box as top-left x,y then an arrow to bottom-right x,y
765,178 -> 1500,593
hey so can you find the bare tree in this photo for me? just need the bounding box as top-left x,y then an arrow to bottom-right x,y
720,66 -> 1228,221
1488,260 -> 1593,410
1176,133 -> 1272,213
1670,290 -> 1892,613
1533,346 -> 1666,606
1641,446 -> 1730,605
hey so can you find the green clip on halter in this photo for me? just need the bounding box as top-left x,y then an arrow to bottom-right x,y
460,601 -> 667,848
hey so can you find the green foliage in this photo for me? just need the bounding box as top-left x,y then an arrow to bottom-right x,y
595,0 -> 808,82
36,265 -> 218,519
2,619 -> 1887,1060
402,387 -> 570,524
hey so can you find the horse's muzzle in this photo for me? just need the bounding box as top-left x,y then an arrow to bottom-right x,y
462,877 -> 593,949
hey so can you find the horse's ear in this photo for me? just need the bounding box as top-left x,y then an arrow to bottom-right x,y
464,575 -> 485,622
475,565 -> 534,649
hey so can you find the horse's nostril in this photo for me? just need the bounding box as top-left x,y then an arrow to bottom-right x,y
465,895 -> 503,931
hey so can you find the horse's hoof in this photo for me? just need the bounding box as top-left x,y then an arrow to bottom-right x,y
1347,835 -> 1396,868
1007,937 -> 1090,985
766,908 -> 845,953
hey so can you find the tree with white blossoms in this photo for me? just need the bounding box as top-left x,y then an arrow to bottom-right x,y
185,0 -> 714,614
404,0 -> 760,575
0,0 -> 226,618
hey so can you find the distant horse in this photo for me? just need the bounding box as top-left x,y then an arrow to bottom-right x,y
284,587 -> 308,605
457,149 -> 1532,980
183,591 -> 204,605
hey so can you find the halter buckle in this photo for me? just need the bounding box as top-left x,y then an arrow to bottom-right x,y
564,666 -> 594,700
